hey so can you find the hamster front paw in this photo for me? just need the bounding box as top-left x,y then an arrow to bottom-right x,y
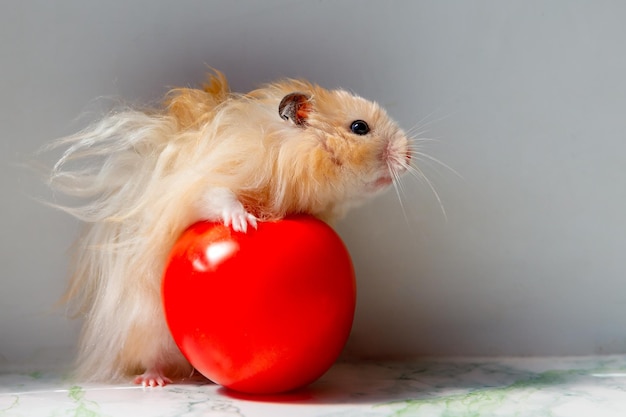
222,203 -> 257,233
196,187 -> 257,233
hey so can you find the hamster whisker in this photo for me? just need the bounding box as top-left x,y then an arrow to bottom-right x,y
405,128 -> 434,141
389,163 -> 411,225
409,136 -> 440,143
404,158 -> 447,221
409,147 -> 463,180
405,110 -> 451,138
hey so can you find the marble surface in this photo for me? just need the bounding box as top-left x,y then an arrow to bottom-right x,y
2,357 -> 626,416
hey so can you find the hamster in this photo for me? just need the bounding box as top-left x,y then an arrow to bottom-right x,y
47,70 -> 412,387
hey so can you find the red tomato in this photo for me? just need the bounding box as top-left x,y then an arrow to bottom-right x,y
162,215 -> 356,394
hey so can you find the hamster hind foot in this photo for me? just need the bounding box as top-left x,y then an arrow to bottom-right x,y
133,367 -> 173,387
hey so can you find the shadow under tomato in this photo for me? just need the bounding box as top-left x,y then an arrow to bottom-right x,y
217,386 -> 317,403
214,360 -> 403,405
214,358 -> 543,406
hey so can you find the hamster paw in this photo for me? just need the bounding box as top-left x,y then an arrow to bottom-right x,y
222,205 -> 257,233
134,368 -> 172,387
196,187 -> 258,232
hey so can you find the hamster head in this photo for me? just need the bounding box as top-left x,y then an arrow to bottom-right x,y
271,82 -> 411,219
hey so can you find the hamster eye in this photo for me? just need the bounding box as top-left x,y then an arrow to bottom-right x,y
350,120 -> 370,135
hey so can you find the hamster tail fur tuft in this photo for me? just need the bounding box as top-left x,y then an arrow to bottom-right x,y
45,72 -> 231,381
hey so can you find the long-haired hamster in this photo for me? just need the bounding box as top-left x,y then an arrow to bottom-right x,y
47,70 -> 412,386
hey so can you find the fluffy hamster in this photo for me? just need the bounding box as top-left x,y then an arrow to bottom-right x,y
48,70 -> 411,386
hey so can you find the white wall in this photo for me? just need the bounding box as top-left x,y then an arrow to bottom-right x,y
3,1 -> 626,368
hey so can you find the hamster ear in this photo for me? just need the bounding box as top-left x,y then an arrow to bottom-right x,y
278,92 -> 311,126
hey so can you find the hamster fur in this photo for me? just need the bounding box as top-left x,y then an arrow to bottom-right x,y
48,70 -> 411,386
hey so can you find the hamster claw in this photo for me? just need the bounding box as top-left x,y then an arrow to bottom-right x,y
246,213 -> 258,230
134,368 -> 172,387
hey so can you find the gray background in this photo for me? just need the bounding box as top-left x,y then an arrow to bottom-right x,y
3,1 -> 626,368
